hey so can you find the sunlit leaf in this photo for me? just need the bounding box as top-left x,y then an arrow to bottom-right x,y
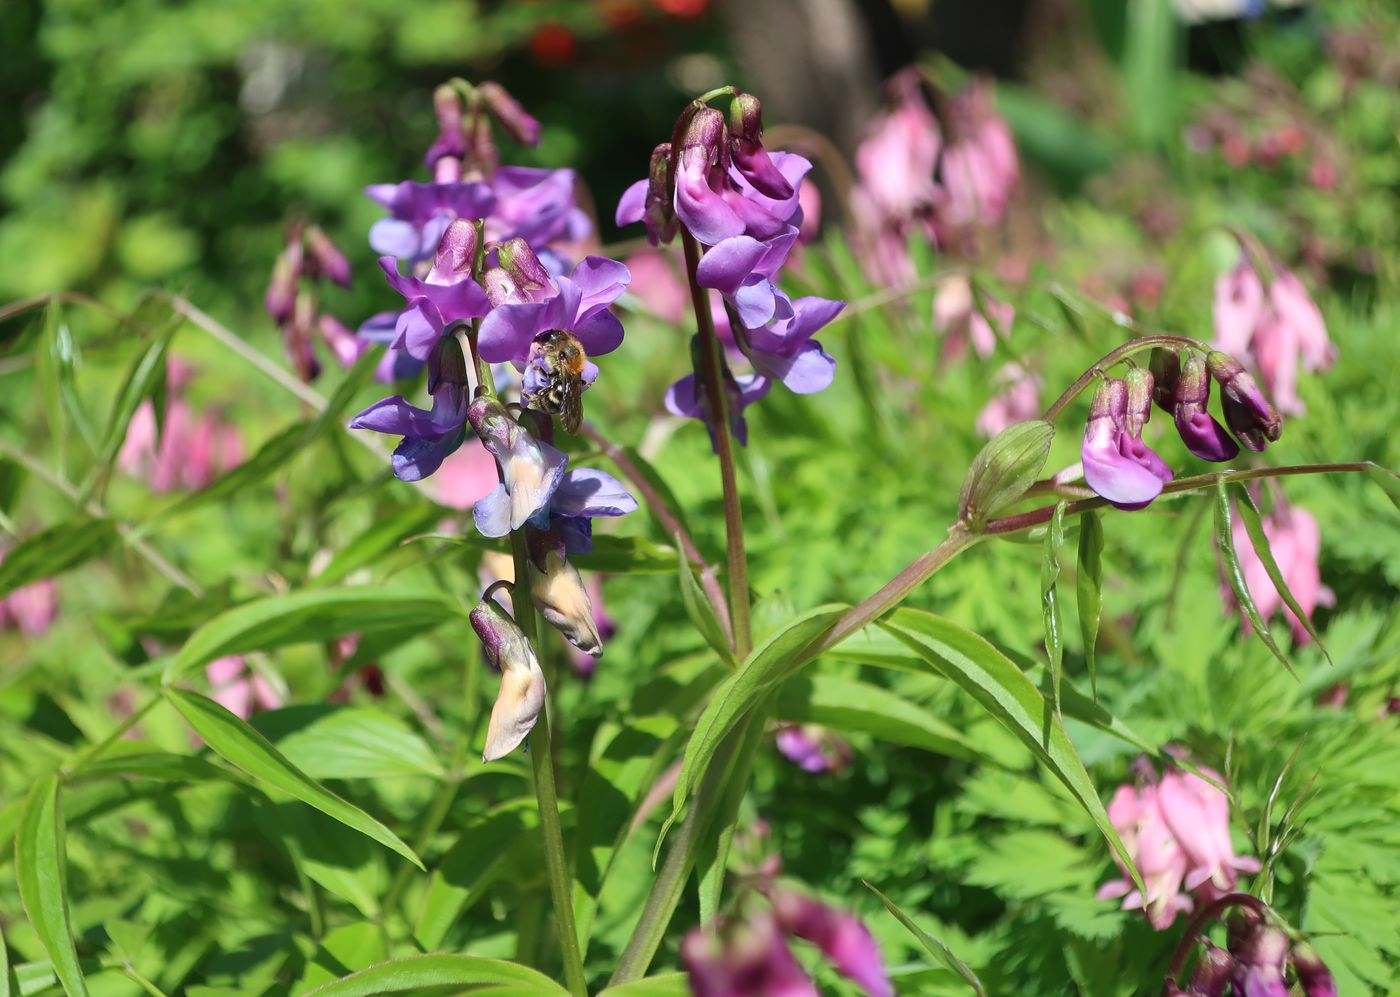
1076,510 -> 1104,697
15,775 -> 89,997
253,705 -> 444,780
677,539 -> 735,669
597,974 -> 689,996
864,881 -> 984,996
0,519 -> 119,599
775,675 -> 981,760
1040,501 -> 1066,715
163,689 -> 422,869
301,954 -> 568,996
1213,478 -> 1297,679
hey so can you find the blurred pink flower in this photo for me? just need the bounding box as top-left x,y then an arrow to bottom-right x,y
118,362 -> 244,493
976,363 -> 1041,437
0,549 -> 58,637
796,179 -> 821,244
1156,767 -> 1262,902
934,275 -> 1014,361
1211,253 -> 1335,415
206,656 -> 282,719
1225,501 -> 1333,643
623,248 -> 689,325
776,724 -> 852,774
938,78 -> 1019,233
682,911 -> 817,997
1097,782 -> 1194,930
771,889 -> 893,997
432,437 -> 500,511
851,72 -> 943,225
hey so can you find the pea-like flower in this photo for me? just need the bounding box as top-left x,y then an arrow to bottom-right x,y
1096,781 -> 1193,929
771,889 -> 894,997
665,335 -> 772,448
1156,767 -> 1262,901
470,596 -> 546,762
1161,351 -> 1239,462
682,911 -> 816,997
526,525 -> 602,657
695,229 -> 798,330
1081,375 -> 1173,510
468,395 -> 569,536
1224,500 -> 1332,643
1229,915 -> 1290,997
1207,352 -> 1282,451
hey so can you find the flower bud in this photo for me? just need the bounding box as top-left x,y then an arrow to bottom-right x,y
304,226 -> 351,288
675,108 -> 746,245
428,334 -> 470,410
478,81 -> 541,146
728,92 -> 794,199
642,143 -> 679,245
1208,351 -> 1282,451
1149,348 -> 1180,414
1188,941 -> 1234,997
484,236 -> 551,306
425,83 -> 467,173
470,596 -> 546,762
770,889 -> 893,997
1123,367 -> 1154,438
1172,353 -> 1239,462
265,242 -> 302,322
1290,944 -> 1337,997
467,396 -> 568,535
1228,914 -> 1290,997
957,419 -> 1055,531
427,218 -> 480,287
317,314 -> 366,367
526,525 -> 602,656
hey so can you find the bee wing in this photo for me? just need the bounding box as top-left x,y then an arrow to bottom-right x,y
560,378 -> 583,434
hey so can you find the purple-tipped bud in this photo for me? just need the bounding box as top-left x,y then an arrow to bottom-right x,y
728,92 -> 794,200
427,334 -> 470,412
265,242 -> 302,322
425,83 -> 467,173
1173,353 -> 1239,462
675,107 -> 746,245
304,226 -> 351,288
1081,378 -> 1173,510
1149,348 -> 1181,414
1123,367 -> 1154,438
1230,921 -> 1290,997
1207,351 -> 1282,452
770,889 -> 893,997
478,81 -> 541,146
469,596 -> 546,762
484,236 -> 552,306
616,143 -> 679,245
1188,941 -> 1234,997
426,218 -> 480,287
526,525 -> 602,656
316,314 -> 367,367
1290,944 -> 1337,997
682,914 -> 817,997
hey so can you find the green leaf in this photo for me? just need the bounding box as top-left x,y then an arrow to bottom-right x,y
695,700 -> 768,925
957,421 -> 1055,531
1365,464 -> 1400,511
254,705 -> 444,780
1231,484 -> 1331,664
163,586 -> 463,681
265,803 -> 386,919
881,608 -> 1141,891
573,535 -> 682,574
0,922 -> 11,997
1076,510 -> 1104,697
0,519 -> 119,599
1040,501 -> 1066,715
74,750 -> 238,785
301,955 -> 568,996
163,689 -> 422,869
36,303 -> 69,475
775,675 -> 981,760
663,606 -> 845,847
1122,0 -> 1177,146
864,881 -> 984,996
1213,479 -> 1297,679
15,775 -> 89,997
86,312 -> 176,499
677,539 -> 735,668
311,505 -> 444,588
598,975 -> 690,996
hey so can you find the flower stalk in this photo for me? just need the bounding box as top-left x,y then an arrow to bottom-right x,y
1041,334 -> 1207,424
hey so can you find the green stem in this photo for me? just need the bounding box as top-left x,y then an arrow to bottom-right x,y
510,530 -> 588,997
681,230 -> 752,658
66,695 -> 162,774
1040,334 -> 1207,424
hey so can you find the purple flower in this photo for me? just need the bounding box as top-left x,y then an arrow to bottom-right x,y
673,107 -> 748,246
486,166 -> 591,258
728,92 -> 794,200
547,467 -> 638,555
349,330 -> 471,481
376,219 -> 490,367
771,889 -> 893,997
1081,377 -> 1173,510
665,352 -> 771,449
615,143 -> 679,247
365,180 -> 496,263
467,396 -> 569,536
776,725 -> 852,774
1229,918 -> 1290,997
1207,352 -> 1282,452
477,240 -> 630,366
696,230 -> 799,330
1290,944 -> 1337,997
745,296 -> 842,395
681,912 -> 818,997
1169,353 -> 1239,462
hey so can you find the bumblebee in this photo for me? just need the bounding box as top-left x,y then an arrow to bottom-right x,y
523,329 -> 588,433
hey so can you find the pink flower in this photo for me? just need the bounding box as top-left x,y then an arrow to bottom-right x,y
851,73 -> 943,225
1156,768 -> 1262,902
1211,251 -> 1336,415
933,275 -> 1013,361
0,550 -> 58,637
976,363 -> 1041,437
938,78 -> 1019,232
682,911 -> 818,997
1097,782 -> 1193,930
775,724 -> 853,774
771,889 -> 893,997
622,248 -> 690,325
1225,501 -> 1333,643
431,437 -> 500,511
118,361 -> 244,493
206,656 -> 282,720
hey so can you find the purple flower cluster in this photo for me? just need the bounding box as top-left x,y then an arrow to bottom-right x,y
1169,910 -> 1337,997
615,90 -> 845,447
1080,348 -> 1282,510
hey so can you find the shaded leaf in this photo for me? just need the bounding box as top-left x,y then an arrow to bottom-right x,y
598,974 -> 690,996
775,675 -> 981,760
0,519 -> 119,599
15,775 -> 89,997
677,539 -> 735,668
163,586 -> 463,681
301,954 -> 568,996
163,689 -> 422,868
254,705 -> 444,780
311,505 -> 444,588
74,750 -> 237,785
1041,501 -> 1066,715
864,881 -> 984,996
86,312 -> 176,499
1213,478 -> 1297,679
573,535 -> 682,574
1076,510 -> 1104,697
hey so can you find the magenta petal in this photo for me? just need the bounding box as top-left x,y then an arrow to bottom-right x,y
349,395 -> 452,438
1176,410 -> 1240,462
394,300 -> 446,361
753,340 -> 835,394
674,151 -> 745,245
1082,421 -> 1170,509
696,236 -> 767,294
616,179 -> 648,227
664,374 -> 702,418
479,301 -> 550,363
572,310 -> 625,357
571,256 -> 631,308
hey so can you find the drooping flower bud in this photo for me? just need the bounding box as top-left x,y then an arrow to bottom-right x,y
304,226 -> 352,288
470,596 -> 546,762
425,83 -> 467,176
317,314 -> 366,367
1172,353 -> 1239,462
1186,941 -> 1234,997
1081,378 -> 1173,510
1207,351 -> 1282,451
1228,918 -> 1290,997
467,395 -> 568,536
483,236 -> 552,306
478,81 -> 541,146
770,889 -> 893,997
265,241 -> 302,322
525,524 -> 602,656
728,92 -> 794,200
681,913 -> 817,997
674,107 -> 745,246
1149,348 -> 1180,414
1289,943 -> 1337,997
1123,367 -> 1154,438
426,217 -> 480,287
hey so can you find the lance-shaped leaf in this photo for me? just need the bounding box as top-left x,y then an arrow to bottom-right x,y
1040,501 -> 1066,715
1213,478 -> 1297,679
84,308 -> 176,500
881,608 -> 1141,892
301,954 -> 568,996
864,881 -> 984,996
1231,483 -> 1331,664
15,775 -> 89,997
164,689 -> 422,869
677,536 -> 735,668
775,675 -> 981,760
0,519 -> 119,599
1076,510 -> 1104,697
